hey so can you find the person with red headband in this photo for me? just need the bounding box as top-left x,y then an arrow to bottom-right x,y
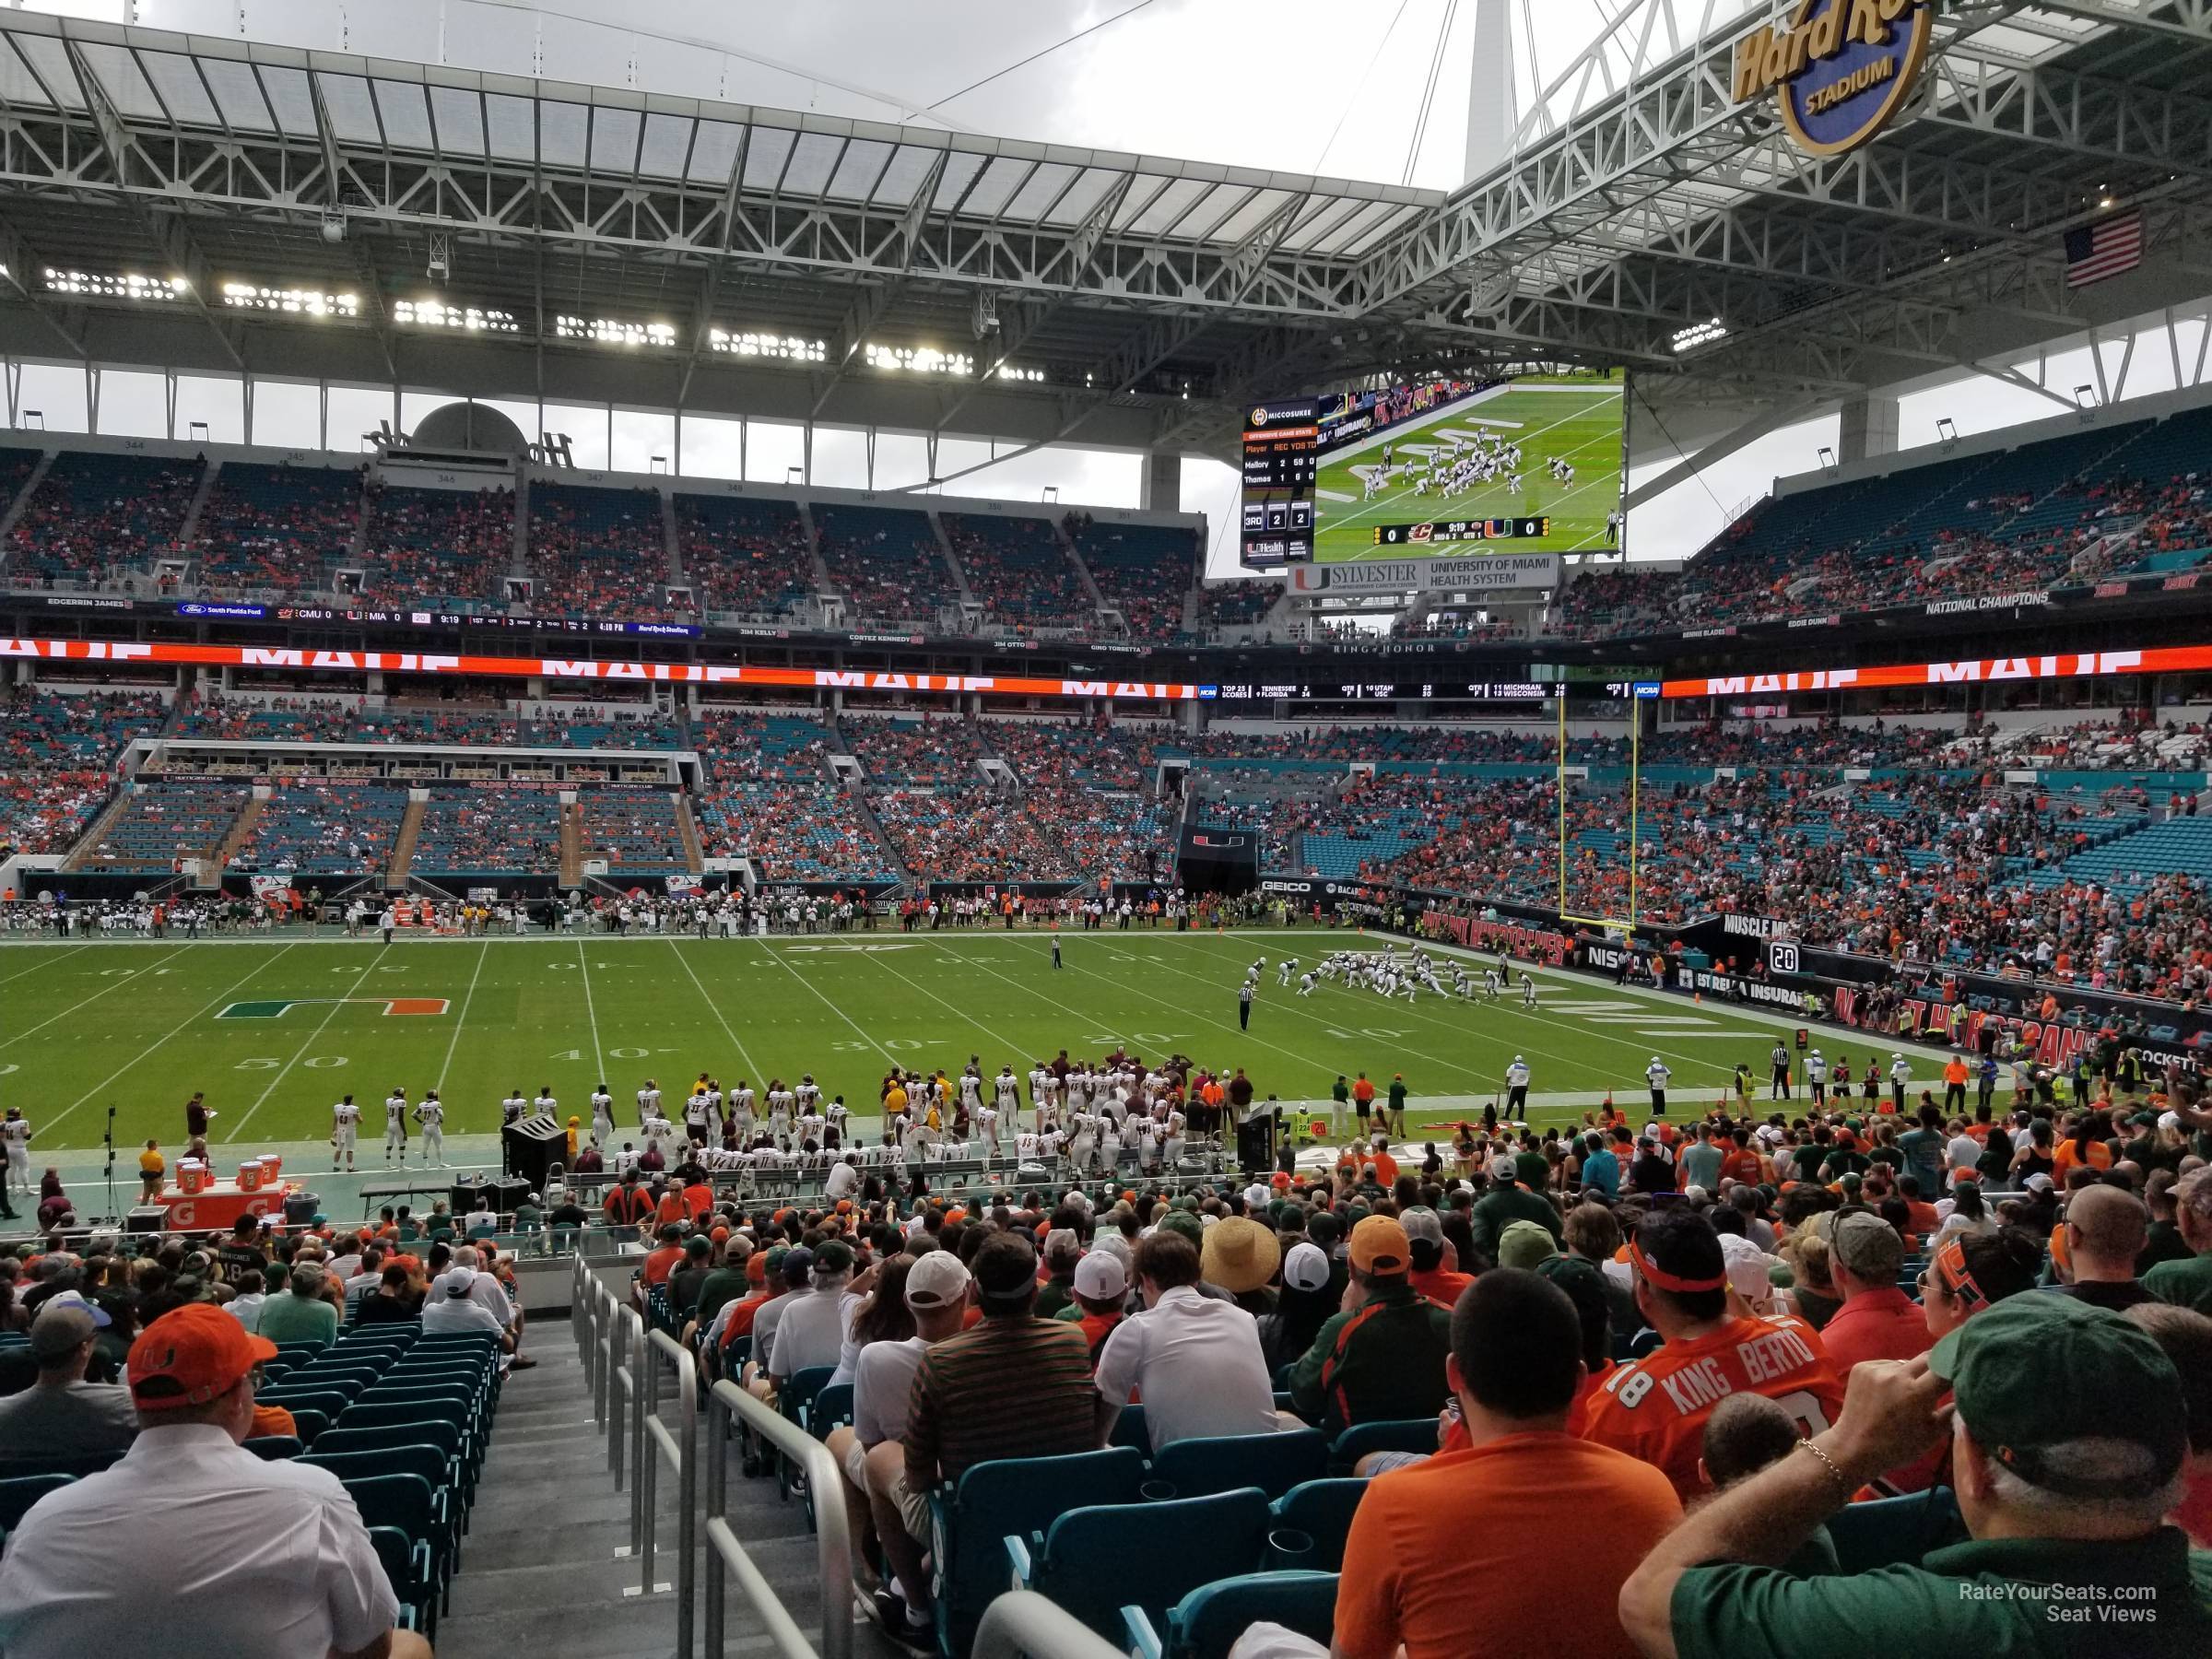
1579,1207 -> 1844,1500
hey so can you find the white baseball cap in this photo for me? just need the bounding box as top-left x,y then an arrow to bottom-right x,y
1717,1234 -> 1775,1302
1073,1253 -> 1127,1301
904,1250 -> 971,1310
1281,1241 -> 1331,1293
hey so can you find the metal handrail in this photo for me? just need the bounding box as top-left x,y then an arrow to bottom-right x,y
704,1379 -> 853,1659
972,1590 -> 1126,1659
638,1327 -> 700,1656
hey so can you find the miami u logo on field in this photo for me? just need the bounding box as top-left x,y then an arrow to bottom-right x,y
218,998 -> 450,1019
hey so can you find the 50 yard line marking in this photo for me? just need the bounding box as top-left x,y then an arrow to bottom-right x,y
43,942 -> 302,1140
225,942 -> 394,1142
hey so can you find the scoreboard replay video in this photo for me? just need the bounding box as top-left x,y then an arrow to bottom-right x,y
1239,397 -> 1321,564
1239,387 -> 1552,565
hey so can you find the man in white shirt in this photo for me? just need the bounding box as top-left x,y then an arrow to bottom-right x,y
765,1241 -> 855,1387
1645,1057 -> 1672,1115
825,1153 -> 861,1202
422,1266 -> 514,1367
1093,1228 -> 1280,1455
0,1302 -> 425,1659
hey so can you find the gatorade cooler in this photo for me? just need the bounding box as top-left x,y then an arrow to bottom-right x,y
237,1161 -> 264,1193
176,1160 -> 206,1194
263,1153 -> 283,1180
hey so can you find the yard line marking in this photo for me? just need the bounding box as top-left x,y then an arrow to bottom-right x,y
576,940 -> 606,1081
435,941 -> 491,1092
0,943 -> 88,986
747,937 -> 900,1065
225,942 -> 394,1142
0,945 -> 195,1053
858,944 -> 1035,1058
43,942 -> 305,1140
666,940 -> 763,1082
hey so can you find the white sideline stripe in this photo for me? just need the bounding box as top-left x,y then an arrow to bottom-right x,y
43,942 -> 303,1139
224,941 -> 394,1143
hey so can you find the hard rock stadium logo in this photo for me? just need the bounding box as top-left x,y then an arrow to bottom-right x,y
1734,0 -> 1932,159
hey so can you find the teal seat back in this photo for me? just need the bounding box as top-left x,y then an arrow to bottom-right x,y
935,1446 -> 1147,1655
1033,1487 -> 1273,1640
1827,1488 -> 1964,1574
1269,1479 -> 1370,1571
1171,1571 -> 1339,1659
1152,1429 -> 1327,1500
1327,1418 -> 1437,1473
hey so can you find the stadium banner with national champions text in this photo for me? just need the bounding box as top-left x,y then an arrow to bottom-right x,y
0,636 -> 1205,703
1286,553 -> 1561,597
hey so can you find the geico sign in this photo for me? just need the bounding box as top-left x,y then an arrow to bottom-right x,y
1734,0 -> 1932,159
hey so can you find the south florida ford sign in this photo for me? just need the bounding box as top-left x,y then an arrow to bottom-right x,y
1735,0 -> 1932,158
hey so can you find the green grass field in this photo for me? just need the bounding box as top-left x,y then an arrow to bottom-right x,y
0,929 -> 1955,1170
1313,379 -> 1625,561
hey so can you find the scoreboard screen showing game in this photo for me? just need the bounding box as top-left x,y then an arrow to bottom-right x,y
1240,370 -> 1626,566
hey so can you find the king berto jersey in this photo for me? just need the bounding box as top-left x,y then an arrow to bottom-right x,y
1577,1312 -> 1845,1500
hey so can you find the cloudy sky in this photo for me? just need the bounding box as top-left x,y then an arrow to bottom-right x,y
10,0 -> 2201,571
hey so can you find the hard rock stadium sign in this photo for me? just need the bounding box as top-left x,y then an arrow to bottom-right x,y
1735,0 -> 1933,158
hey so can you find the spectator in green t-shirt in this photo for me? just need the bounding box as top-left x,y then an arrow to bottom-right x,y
1623,1295 -> 2206,1659
253,1265 -> 339,1345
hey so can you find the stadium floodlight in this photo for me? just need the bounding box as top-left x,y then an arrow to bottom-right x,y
1936,417 -> 1958,447
708,329 -> 826,362
222,282 -> 359,319
1817,445 -> 1837,472
555,314 -> 677,348
394,300 -> 520,334
1670,317 -> 1727,354
865,344 -> 972,377
992,364 -> 1045,382
43,269 -> 188,301
2075,383 -> 2099,408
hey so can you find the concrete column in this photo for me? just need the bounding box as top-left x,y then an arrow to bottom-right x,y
1140,450 -> 1182,513
1837,396 -> 1900,465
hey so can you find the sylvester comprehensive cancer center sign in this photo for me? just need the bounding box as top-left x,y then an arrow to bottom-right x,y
1735,0 -> 1932,158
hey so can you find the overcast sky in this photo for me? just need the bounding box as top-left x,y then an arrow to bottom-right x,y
12,1 -> 2208,573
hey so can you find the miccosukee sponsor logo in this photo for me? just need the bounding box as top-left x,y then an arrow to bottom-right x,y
1734,0 -> 1932,158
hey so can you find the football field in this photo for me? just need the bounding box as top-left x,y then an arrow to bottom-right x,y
0,928 -> 1957,1171
1313,380 -> 1625,561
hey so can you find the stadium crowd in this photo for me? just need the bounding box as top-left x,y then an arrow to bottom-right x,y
359,482 -> 515,603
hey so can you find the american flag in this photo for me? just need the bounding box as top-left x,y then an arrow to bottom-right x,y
2064,210 -> 2144,288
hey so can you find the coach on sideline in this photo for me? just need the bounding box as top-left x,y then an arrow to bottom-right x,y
0,1303 -> 430,1659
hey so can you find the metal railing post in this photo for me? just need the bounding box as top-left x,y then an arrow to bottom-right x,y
702,1378 -> 852,1659
643,1329 -> 698,1659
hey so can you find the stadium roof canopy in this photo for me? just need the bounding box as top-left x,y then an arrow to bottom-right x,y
0,0 -> 2207,477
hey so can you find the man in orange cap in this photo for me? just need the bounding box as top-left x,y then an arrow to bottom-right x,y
0,1303 -> 429,1659
1288,1215 -> 1454,1435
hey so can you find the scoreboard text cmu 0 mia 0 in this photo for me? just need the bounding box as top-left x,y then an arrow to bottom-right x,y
1373,516 -> 1550,547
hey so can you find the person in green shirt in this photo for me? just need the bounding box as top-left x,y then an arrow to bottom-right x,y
1288,1216 -> 1452,1436
1385,1074 -> 1409,1140
1466,1152 -> 1564,1260
2145,1167 -> 2212,1316
1679,1124 -> 1724,1191
1331,1075 -> 1350,1137
253,1265 -> 341,1345
1619,1294 -> 2210,1659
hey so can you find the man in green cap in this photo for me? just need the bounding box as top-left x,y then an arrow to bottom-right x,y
1619,1294 -> 2211,1658
1467,1151 -> 1563,1260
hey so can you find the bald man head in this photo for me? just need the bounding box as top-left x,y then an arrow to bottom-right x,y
2066,1183 -> 2148,1281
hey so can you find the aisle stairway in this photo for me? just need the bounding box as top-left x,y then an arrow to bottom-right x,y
436,1306 -> 900,1659
388,796 -> 426,885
